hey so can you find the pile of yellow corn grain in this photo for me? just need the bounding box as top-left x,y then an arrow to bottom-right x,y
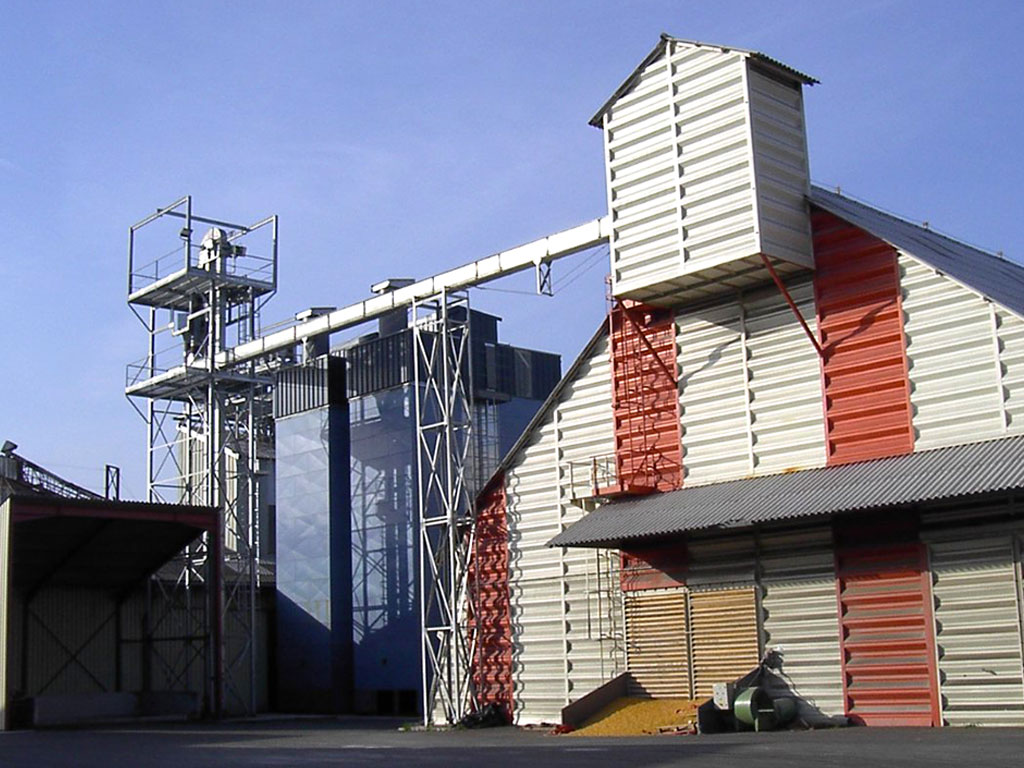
568,696 -> 701,736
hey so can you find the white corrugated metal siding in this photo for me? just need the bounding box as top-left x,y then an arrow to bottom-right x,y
744,281 -> 825,474
901,253 -> 1006,449
677,283 -> 825,486
676,301 -> 749,483
506,336 -> 623,724
996,308 -> 1024,433
670,47 -> 758,273
603,46 -> 678,296
759,526 -> 845,723
746,64 -> 813,267
927,532 -> 1024,726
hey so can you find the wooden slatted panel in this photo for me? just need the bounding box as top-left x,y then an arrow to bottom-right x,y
624,588 -> 691,697
836,541 -> 940,726
690,587 -> 760,698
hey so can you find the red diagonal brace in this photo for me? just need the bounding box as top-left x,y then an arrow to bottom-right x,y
759,253 -> 825,358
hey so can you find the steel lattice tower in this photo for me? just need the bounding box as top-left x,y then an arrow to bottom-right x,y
125,197 -> 278,715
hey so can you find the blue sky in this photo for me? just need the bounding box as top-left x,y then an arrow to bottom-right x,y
1,0 -> 1021,496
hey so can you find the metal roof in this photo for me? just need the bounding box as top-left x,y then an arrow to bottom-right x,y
5,494 -> 218,592
549,436 -> 1024,548
589,34 -> 818,128
809,185 -> 1024,317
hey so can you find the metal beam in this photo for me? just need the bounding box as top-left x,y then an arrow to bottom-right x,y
759,253 -> 825,358
218,216 -> 611,367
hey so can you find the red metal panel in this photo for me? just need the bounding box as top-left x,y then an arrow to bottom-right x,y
834,519 -> 940,727
812,209 -> 914,466
620,541 -> 687,592
468,476 -> 513,718
608,300 -> 682,494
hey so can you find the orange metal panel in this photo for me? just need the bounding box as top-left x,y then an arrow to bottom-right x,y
468,476 -> 513,718
812,209 -> 914,465
834,520 -> 941,727
608,300 -> 682,493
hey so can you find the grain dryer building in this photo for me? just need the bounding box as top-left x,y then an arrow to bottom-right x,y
469,36 -> 1024,728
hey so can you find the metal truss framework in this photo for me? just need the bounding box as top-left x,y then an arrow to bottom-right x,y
125,197 -> 277,716
122,193 -> 609,723
413,290 -> 477,725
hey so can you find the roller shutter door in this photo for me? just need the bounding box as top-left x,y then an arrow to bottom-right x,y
929,536 -> 1024,726
624,588 -> 690,697
690,587 -> 760,698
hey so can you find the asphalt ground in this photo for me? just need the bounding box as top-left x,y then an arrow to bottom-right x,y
2,717 -> 1023,767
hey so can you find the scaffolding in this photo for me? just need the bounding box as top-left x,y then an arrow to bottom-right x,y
125,196 -> 278,715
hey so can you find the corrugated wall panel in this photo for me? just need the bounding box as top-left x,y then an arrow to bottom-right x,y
928,535 -> 1024,726
22,587 -> 117,697
677,283 -> 825,486
624,588 -> 690,697
620,541 -> 687,592
900,253 -> 1005,449
670,47 -> 759,272
471,478 -> 513,716
813,209 -> 914,465
744,280 -> 826,474
506,336 -> 622,724
605,48 -> 678,295
610,302 -> 681,492
759,526 -> 845,722
557,339 -> 624,714
687,534 -> 757,589
506,421 -> 563,723
676,301 -> 749,484
835,539 -> 940,726
690,587 -> 760,698
996,308 -> 1024,433
747,63 -> 813,267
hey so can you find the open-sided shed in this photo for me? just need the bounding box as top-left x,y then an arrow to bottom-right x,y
0,492 -> 220,729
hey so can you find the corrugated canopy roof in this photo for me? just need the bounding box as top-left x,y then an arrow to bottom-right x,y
589,34 -> 818,128
809,185 -> 1024,317
5,494 -> 218,593
549,436 -> 1024,548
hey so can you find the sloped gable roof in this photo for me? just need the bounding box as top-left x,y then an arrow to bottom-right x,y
589,34 -> 818,128
810,185 -> 1024,317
